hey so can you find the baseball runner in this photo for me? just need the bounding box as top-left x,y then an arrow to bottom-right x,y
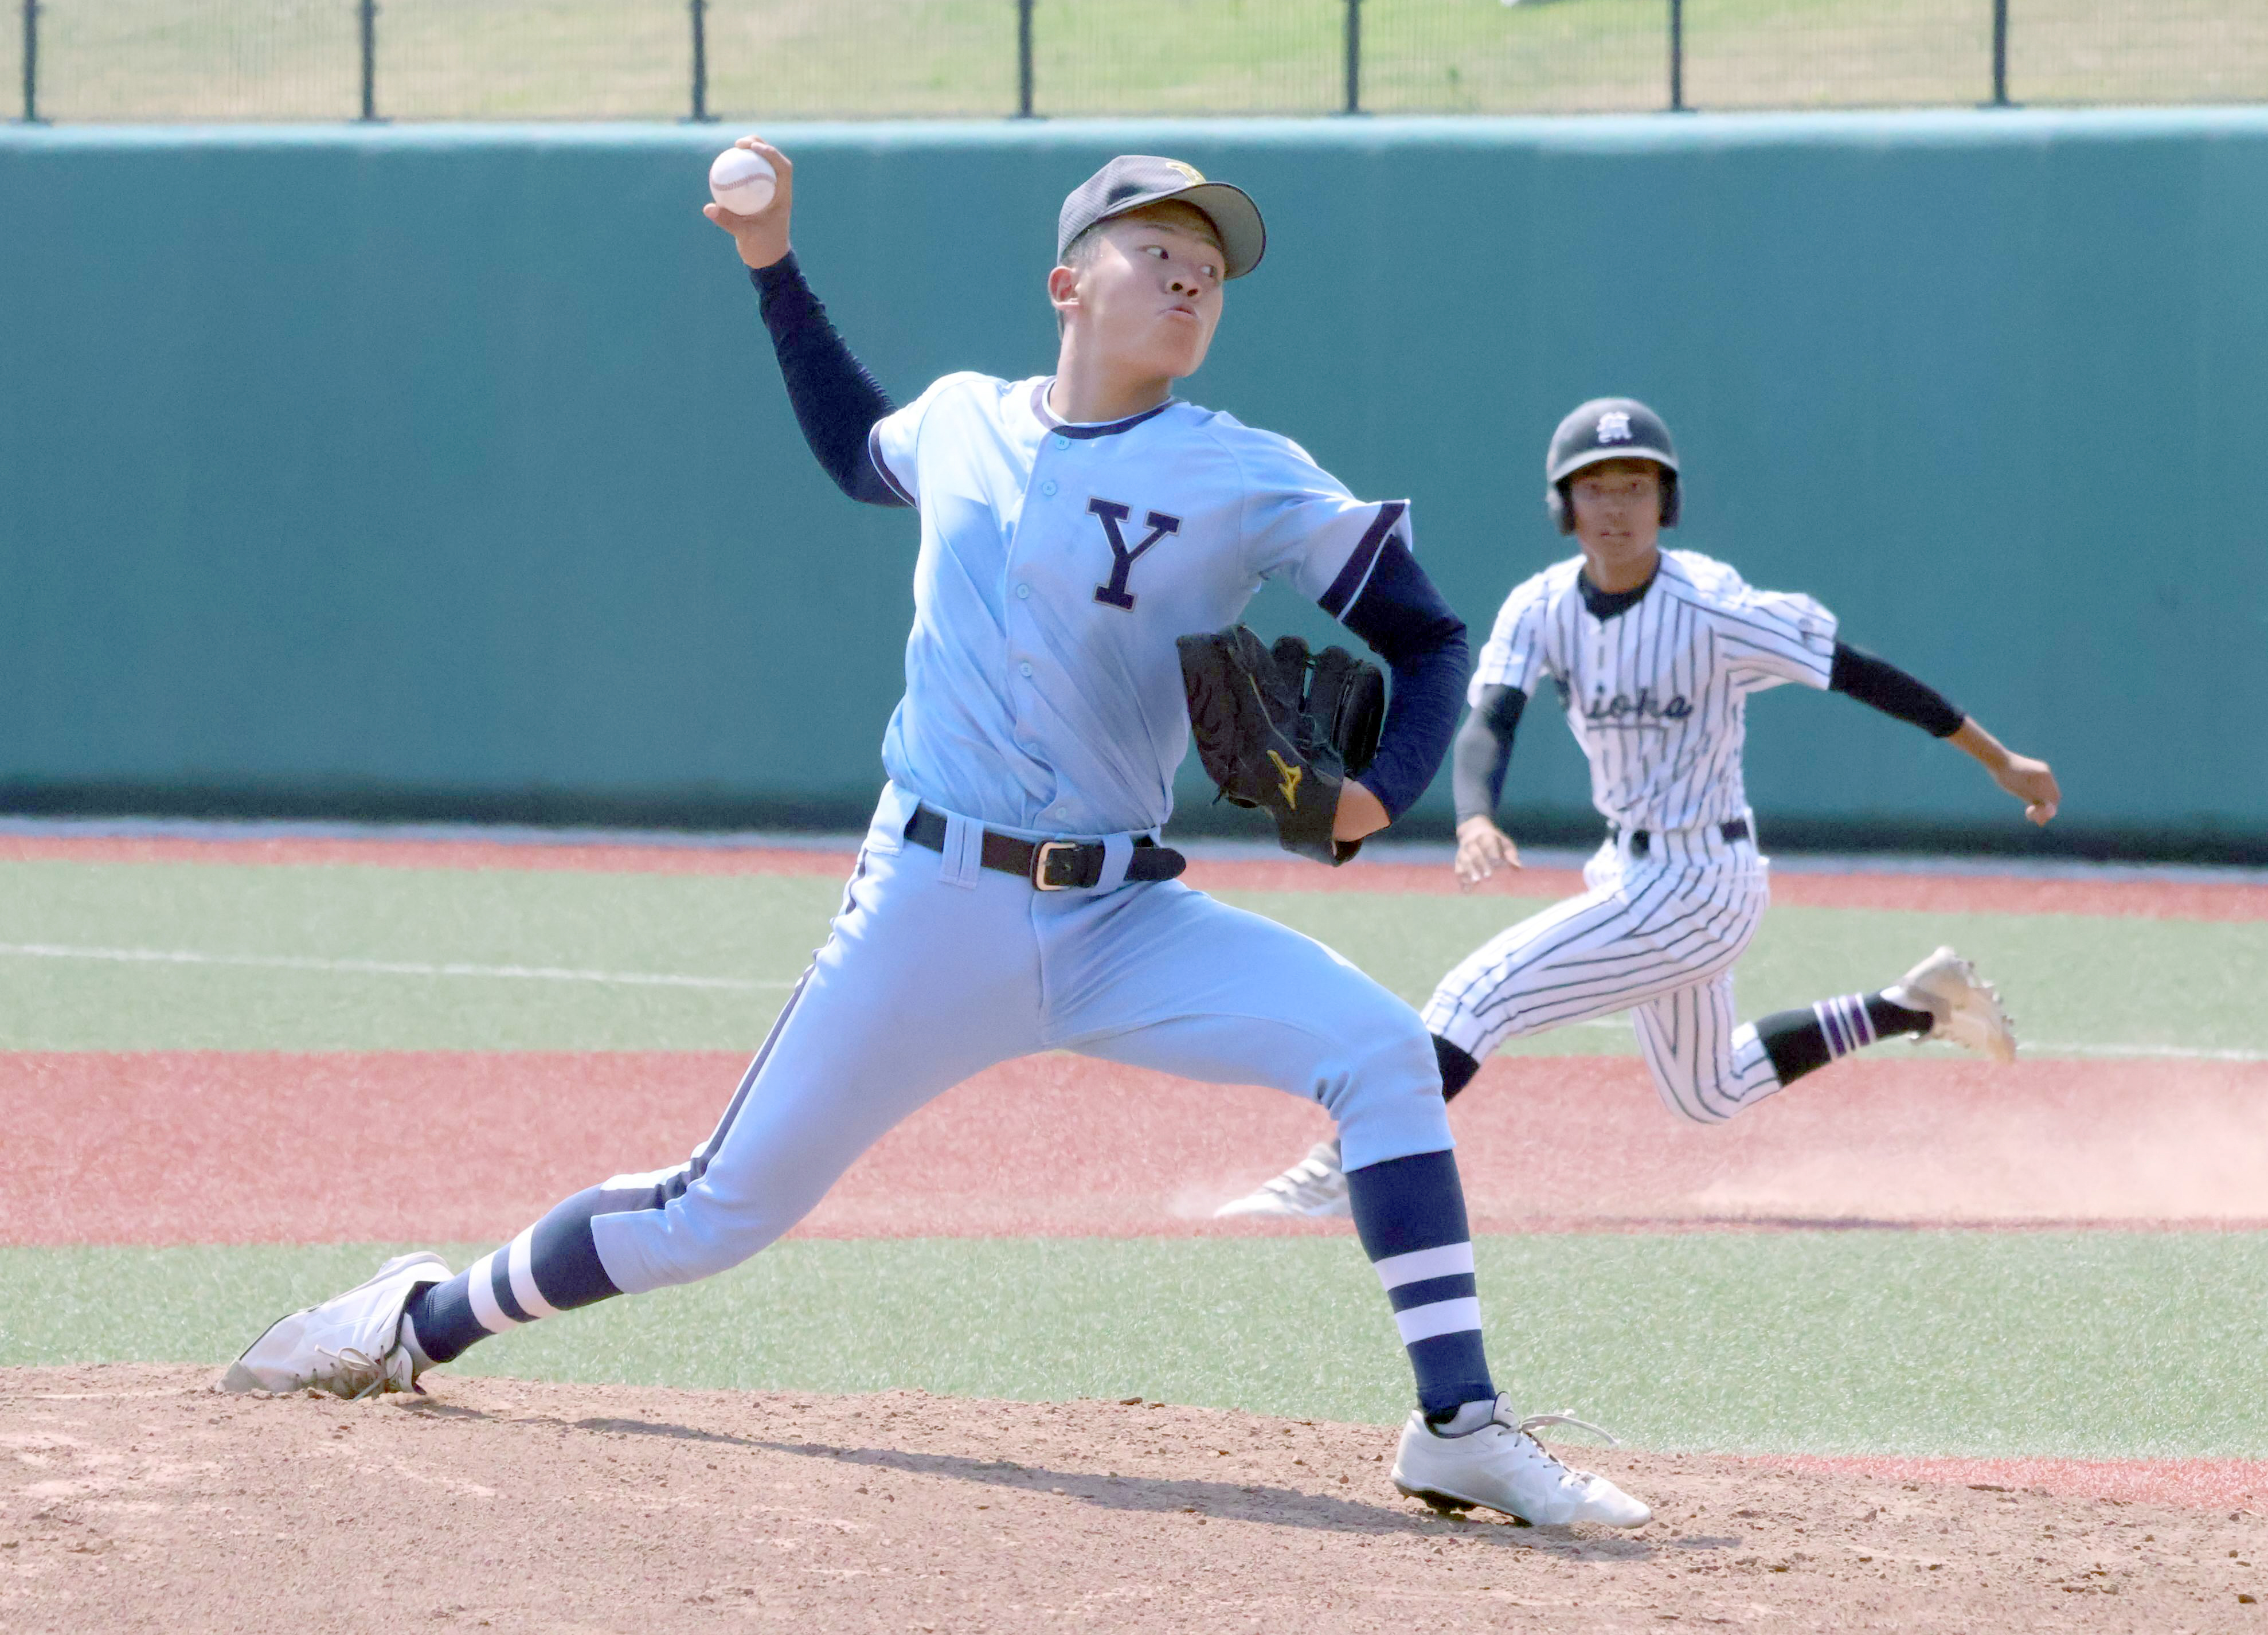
1219,397 -> 2062,1219
220,146 -> 1655,1527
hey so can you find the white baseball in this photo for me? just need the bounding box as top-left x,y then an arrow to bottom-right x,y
709,148 -> 777,217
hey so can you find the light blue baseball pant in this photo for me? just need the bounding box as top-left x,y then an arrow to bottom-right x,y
591,784 -> 1452,1295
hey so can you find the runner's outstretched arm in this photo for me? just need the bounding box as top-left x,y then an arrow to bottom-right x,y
1829,642 -> 2059,823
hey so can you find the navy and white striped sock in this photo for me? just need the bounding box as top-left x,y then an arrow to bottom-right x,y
1754,991 -> 1935,1087
400,1182 -> 643,1367
1344,1147 -> 1495,1421
401,1033 -> 791,1370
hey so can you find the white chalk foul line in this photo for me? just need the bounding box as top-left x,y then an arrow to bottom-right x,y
2,941 -> 2261,1059
1544,1017 -> 2265,1062
2028,1041 -> 2268,1063
0,941 -> 791,992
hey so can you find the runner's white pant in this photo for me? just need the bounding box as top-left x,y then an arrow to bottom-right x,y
592,784 -> 1451,1295
1421,825 -> 1784,1125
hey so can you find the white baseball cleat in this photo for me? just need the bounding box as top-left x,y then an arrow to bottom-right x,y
1391,1397 -> 1651,1527
217,1251 -> 451,1399
1213,1138 -> 1350,1219
1884,945 -> 2017,1064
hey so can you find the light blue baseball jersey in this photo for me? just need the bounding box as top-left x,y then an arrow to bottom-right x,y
866,373 -> 1410,839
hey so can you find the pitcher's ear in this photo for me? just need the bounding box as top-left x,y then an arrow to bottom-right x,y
1047,263 -> 1082,320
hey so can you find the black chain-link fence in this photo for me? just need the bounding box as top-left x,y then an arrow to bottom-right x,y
11,0 -> 2266,124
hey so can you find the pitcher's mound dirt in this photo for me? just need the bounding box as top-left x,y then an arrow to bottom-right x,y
3,1366 -> 2260,1634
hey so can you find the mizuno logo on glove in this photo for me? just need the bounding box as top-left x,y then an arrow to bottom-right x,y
1268,750 -> 1303,809
1177,625 -> 1385,868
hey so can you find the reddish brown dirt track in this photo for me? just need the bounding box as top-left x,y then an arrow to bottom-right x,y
7,1051 -> 2268,1247
3,1367 -> 2263,1635
6,832 -> 2265,920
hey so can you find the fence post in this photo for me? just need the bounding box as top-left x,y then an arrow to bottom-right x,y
1989,0 -> 2010,105
1015,0 -> 1034,116
1668,0 -> 1686,111
20,0 -> 40,123
689,0 -> 713,121
357,0 -> 379,122
1343,0 -> 1361,115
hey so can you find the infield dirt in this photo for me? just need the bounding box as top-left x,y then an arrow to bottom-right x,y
3,1366 -> 2262,1634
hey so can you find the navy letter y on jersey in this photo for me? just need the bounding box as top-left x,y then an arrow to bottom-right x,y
1088,498 -> 1182,611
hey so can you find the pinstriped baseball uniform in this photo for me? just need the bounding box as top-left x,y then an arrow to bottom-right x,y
1422,548 -> 1836,1124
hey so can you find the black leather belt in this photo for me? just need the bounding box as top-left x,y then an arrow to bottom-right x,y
905,806 -> 1187,890
1621,818 -> 1750,857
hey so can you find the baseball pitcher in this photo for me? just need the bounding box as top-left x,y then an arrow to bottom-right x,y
220,148 -> 1654,1528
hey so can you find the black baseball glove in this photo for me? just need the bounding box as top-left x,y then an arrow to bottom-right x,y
1176,626 -> 1387,866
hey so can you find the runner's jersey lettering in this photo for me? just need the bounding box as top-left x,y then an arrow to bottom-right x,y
1470,549 -> 1836,832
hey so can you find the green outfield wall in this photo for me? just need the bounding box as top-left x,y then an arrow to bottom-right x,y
2,112 -> 2263,855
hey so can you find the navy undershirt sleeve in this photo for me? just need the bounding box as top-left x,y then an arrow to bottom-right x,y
1450,684 -> 1527,824
1828,640 -> 1965,738
1332,537 -> 1472,821
750,253 -> 904,509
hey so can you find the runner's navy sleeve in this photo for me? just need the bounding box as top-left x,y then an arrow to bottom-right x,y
1334,538 -> 1472,820
1450,684 -> 1528,824
1828,641 -> 1964,737
750,253 -> 905,509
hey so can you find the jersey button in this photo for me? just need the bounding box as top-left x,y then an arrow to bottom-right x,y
1015,583 -> 1031,600
1019,662 -> 1034,678
1039,480 -> 1058,497
1052,435 -> 1071,451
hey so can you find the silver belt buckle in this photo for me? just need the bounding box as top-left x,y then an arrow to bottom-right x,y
1030,839 -> 1079,891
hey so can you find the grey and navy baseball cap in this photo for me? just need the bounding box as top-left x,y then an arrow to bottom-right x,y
1057,155 -> 1266,280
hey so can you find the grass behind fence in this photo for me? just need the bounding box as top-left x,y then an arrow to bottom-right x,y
10,0 -> 2266,124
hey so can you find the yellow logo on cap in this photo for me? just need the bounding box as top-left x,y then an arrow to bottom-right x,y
1164,161 -> 1206,185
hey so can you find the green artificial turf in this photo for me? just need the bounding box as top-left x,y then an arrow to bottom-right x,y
5,1233 -> 2265,1458
1,856 -> 2261,1058
0,859 -> 840,1051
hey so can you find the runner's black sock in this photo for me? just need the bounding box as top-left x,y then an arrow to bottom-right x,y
1866,992 -> 1937,1038
1433,1035 -> 1482,1103
1754,991 -> 1935,1086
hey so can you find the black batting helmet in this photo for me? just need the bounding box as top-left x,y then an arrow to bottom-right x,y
1544,397 -> 1680,535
